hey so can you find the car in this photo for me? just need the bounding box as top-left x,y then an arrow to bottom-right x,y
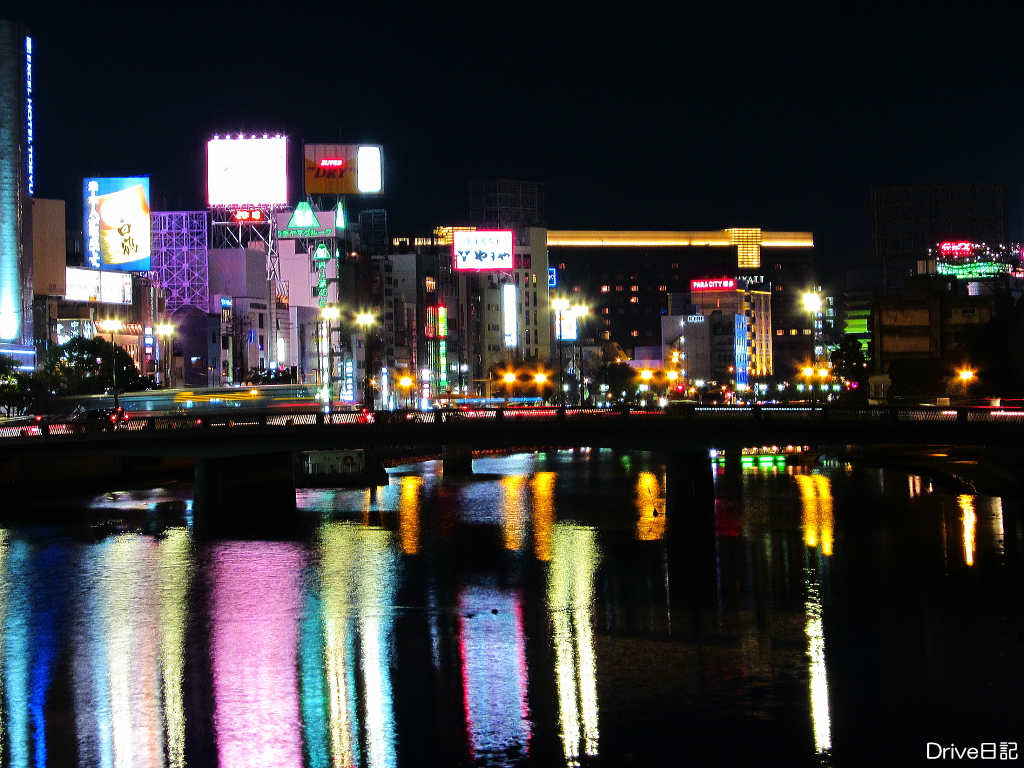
68,406 -> 129,431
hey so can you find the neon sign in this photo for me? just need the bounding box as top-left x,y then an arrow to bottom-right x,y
26,37 -> 33,195
691,278 -> 736,291
939,242 -> 974,256
232,209 -> 265,222
319,159 -> 344,167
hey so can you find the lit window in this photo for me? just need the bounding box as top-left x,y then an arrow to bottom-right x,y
803,329 -> 812,335
600,285 -> 610,292
425,277 -> 436,292
615,286 -> 624,292
630,285 -> 639,292
601,307 -> 610,314
790,329 -> 798,335
630,297 -> 639,303
775,285 -> 783,291
776,329 -> 784,336
631,330 -> 640,337
658,285 -> 667,291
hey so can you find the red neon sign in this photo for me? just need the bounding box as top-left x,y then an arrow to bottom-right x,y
691,278 -> 736,291
232,209 -> 265,222
319,159 -> 345,168
939,241 -> 974,256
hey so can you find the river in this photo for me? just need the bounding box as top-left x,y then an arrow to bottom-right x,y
0,449 -> 1020,767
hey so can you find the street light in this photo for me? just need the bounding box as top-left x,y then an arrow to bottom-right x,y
320,306 -> 341,413
355,312 -> 375,410
399,375 -> 414,408
552,298 -> 569,406
156,323 -> 173,388
98,319 -> 123,411
503,371 -> 517,402
958,368 -> 975,402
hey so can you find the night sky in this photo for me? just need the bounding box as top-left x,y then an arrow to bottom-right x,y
13,5 -> 1024,274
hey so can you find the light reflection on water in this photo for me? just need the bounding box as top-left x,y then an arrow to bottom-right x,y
0,453 -> 1020,766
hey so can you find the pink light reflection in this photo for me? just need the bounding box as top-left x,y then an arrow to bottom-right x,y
210,542 -> 305,768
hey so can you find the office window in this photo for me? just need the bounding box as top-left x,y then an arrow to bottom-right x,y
630,297 -> 639,303
615,286 -> 624,292
776,329 -> 784,336
601,285 -> 610,292
803,329 -> 812,335
790,329 -> 798,335
658,285 -> 667,291
630,285 -> 639,292
631,330 -> 640,337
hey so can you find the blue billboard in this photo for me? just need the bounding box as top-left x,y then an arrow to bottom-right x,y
83,177 -> 151,271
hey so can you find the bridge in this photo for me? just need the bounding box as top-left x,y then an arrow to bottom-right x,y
3,404 -> 1018,535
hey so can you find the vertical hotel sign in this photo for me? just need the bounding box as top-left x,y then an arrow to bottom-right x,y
84,178 -> 152,271
25,37 -> 33,194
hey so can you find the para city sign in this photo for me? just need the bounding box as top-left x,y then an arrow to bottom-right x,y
691,278 -> 736,291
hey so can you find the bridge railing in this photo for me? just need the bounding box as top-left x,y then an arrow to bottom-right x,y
5,404 -> 1024,441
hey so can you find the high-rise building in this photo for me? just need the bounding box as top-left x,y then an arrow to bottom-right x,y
872,184 -> 1007,295
0,19 -> 34,352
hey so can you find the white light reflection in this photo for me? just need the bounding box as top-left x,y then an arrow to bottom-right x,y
548,524 -> 601,766
804,572 -> 832,756
458,585 -> 531,763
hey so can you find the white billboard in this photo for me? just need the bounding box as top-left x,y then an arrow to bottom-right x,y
453,230 -> 514,270
65,268 -> 132,304
207,136 -> 288,207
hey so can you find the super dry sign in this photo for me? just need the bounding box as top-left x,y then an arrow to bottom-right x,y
691,278 -> 736,291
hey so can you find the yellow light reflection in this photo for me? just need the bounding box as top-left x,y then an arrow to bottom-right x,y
320,522 -> 399,768
804,575 -> 832,755
501,476 -> 527,550
796,474 -> 834,556
634,472 -> 666,541
959,494 -> 977,566
157,528 -> 191,768
548,524 -> 601,764
103,535 -> 163,768
531,472 -> 556,561
398,476 -> 422,555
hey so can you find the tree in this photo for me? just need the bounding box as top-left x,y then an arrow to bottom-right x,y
41,336 -> 145,397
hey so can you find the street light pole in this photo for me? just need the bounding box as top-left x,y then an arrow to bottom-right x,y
156,324 -> 173,388
321,306 -> 341,414
98,319 -> 123,411
552,298 -> 568,408
356,312 -> 375,410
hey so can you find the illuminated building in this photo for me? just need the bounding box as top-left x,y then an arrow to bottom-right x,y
393,226 -> 552,398
872,184 -> 1007,296
0,20 -> 33,353
548,229 -> 815,372
666,279 -> 773,378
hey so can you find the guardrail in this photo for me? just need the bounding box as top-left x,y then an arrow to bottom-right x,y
3,404 -> 1023,441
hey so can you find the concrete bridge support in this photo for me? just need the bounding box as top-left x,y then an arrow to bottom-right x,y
664,450 -> 718,633
665,451 -> 716,528
192,451 -> 302,538
442,444 -> 474,477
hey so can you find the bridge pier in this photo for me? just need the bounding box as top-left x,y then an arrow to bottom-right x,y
192,452 -> 303,538
665,451 -> 716,532
441,443 -> 474,477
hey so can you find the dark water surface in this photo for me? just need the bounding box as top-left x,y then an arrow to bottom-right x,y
1,450 -> 1021,767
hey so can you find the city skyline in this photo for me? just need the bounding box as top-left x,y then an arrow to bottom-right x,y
12,6 -> 1023,271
